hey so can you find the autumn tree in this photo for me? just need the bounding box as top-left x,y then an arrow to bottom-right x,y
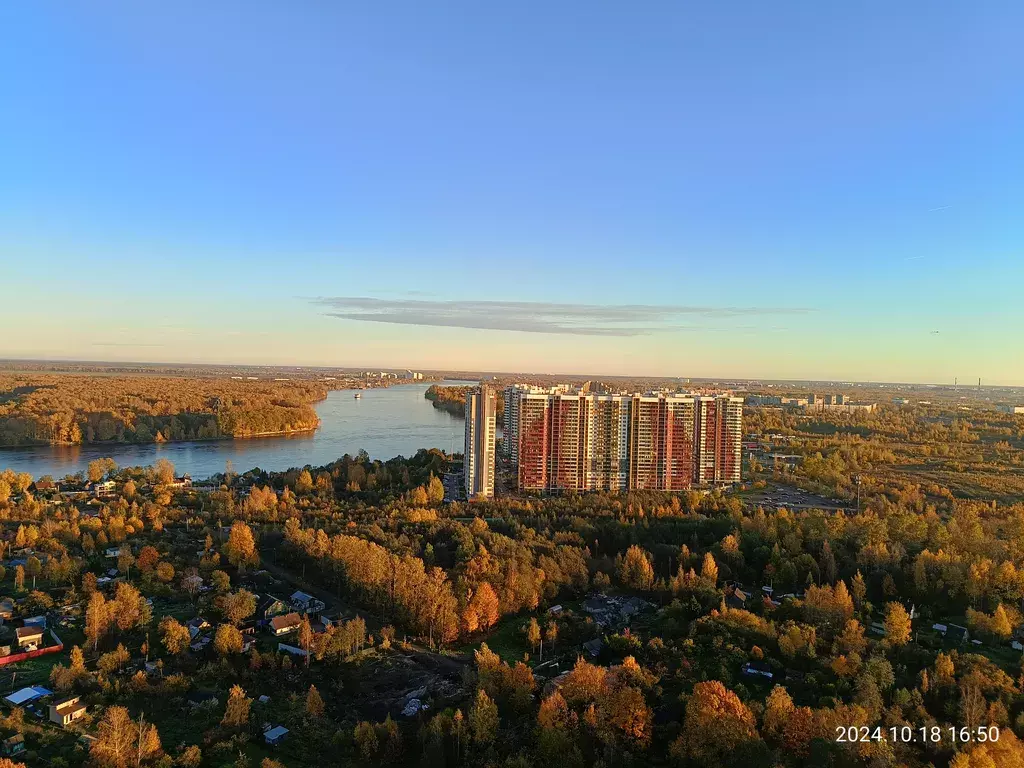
225,521 -> 257,569
427,474 -> 445,504
153,458 -> 175,486
884,602 -> 912,646
463,582 -> 500,634
597,684 -> 652,750
294,469 -> 314,494
112,582 -> 151,632
851,570 -> 867,609
701,552 -> 719,587
762,685 -> 795,743
91,706 -> 161,768
217,589 -> 257,626
537,692 -> 580,766
561,656 -> 607,707
617,545 -> 655,590
155,562 -> 175,583
470,688 -> 499,745
86,591 -> 111,651
98,643 -> 131,675
935,652 -> 955,685
136,546 -> 160,574
294,614 -> 312,665
159,617 -> 191,656
88,457 -> 117,483
306,684 -> 325,718
214,624 -> 244,656
222,685 -> 251,728
117,550 -> 135,580
545,620 -> 559,653
526,617 -> 542,654
211,570 -> 231,592
674,681 -> 760,766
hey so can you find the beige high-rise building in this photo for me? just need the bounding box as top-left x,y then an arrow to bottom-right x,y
464,385 -> 496,499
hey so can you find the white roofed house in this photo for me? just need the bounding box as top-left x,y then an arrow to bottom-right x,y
49,694 -> 87,726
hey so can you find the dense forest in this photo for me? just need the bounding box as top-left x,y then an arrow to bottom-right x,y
0,375 -> 325,446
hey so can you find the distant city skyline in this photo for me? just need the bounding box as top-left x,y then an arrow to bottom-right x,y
2,3 -> 1022,384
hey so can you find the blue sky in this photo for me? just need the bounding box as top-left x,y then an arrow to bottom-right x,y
1,2 -> 1022,383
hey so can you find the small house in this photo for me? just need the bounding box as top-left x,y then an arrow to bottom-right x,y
15,625 -> 45,650
0,598 -> 15,620
264,725 -> 289,746
932,623 -> 948,635
29,479 -> 58,494
257,595 -> 289,622
186,617 -> 211,639
269,612 -> 302,636
104,547 -> 123,559
4,686 -> 52,706
90,480 -> 117,497
290,591 -> 324,615
582,638 -> 604,658
726,587 -> 749,610
49,694 -> 87,726
1,734 -> 24,757
742,661 -> 774,680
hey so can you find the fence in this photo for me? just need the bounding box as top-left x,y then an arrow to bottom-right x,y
0,631 -> 64,667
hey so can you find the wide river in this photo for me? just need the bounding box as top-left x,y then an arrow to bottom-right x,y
0,381 -> 476,480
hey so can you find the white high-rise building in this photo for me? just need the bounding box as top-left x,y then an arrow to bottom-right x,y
465,385 -> 497,499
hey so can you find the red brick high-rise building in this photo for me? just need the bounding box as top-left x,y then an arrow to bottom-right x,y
503,386 -> 742,492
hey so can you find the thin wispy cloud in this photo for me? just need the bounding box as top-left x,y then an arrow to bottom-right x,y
92,342 -> 166,347
309,297 -> 814,337
928,204 -> 953,212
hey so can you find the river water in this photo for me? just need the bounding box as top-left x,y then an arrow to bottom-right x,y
0,381 -> 475,480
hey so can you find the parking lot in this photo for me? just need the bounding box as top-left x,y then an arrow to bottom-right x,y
742,483 -> 852,513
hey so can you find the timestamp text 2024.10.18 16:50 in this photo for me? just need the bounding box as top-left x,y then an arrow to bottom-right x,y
836,726 -> 1001,745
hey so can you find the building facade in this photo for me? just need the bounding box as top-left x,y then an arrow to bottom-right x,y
464,385 -> 497,499
505,388 -> 742,493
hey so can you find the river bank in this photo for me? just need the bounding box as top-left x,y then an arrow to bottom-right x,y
0,381 -> 474,479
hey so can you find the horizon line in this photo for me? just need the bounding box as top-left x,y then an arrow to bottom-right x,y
1,356 -> 1022,391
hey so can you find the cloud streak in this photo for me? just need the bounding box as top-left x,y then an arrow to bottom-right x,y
310,297 -> 814,336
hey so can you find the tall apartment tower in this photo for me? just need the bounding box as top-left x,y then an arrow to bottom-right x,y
694,396 -> 743,484
629,394 -> 696,491
464,385 -> 497,499
502,384 -> 523,463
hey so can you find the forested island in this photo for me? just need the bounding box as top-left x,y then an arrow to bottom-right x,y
0,374 -> 327,446
425,384 -> 506,426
